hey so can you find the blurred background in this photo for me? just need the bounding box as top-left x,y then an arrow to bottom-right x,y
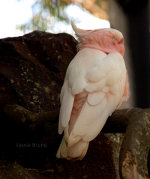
0,0 -> 149,108
0,0 -> 110,38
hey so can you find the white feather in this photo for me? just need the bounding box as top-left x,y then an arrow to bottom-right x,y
87,91 -> 105,106
57,48 -> 127,159
58,81 -> 74,134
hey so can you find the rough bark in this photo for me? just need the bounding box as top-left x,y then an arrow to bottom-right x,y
119,109 -> 150,179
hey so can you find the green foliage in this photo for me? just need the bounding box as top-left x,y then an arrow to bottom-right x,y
17,0 -> 69,32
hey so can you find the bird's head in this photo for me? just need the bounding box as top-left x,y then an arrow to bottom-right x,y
71,22 -> 125,56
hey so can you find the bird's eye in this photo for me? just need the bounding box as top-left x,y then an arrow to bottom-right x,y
112,37 -> 117,42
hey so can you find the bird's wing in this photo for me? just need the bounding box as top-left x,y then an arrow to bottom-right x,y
58,80 -> 74,134
67,53 -> 127,146
58,58 -> 86,134
58,51 -> 127,139
66,52 -> 127,146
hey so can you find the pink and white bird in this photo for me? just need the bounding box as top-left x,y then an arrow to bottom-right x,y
56,22 -> 129,160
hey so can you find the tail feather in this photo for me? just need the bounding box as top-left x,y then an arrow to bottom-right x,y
56,137 -> 89,160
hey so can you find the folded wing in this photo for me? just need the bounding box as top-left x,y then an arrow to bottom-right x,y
58,50 -> 127,145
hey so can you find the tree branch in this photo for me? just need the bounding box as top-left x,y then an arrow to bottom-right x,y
2,106 -> 150,178
119,108 -> 150,179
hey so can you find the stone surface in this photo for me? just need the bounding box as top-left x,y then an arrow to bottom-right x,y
0,31 -> 77,112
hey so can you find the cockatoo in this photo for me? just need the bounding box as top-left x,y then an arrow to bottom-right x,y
56,22 -> 129,160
